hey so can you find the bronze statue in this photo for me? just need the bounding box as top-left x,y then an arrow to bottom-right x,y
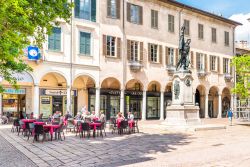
176,25 -> 191,71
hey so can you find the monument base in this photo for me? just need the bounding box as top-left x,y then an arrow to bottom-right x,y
163,105 -> 201,126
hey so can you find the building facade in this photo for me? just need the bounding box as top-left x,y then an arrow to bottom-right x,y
0,0 -> 241,121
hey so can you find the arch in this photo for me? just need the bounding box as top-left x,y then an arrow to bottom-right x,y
165,82 -> 172,93
125,79 -> 144,91
101,77 -> 121,90
147,81 -> 161,92
73,73 -> 97,85
39,72 -> 67,88
222,87 -> 231,117
73,75 -> 96,89
208,86 -> 220,118
195,85 -> 206,118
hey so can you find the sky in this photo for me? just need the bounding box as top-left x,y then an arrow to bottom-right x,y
177,0 -> 250,45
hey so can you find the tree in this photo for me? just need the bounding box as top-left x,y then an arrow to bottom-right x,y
0,0 -> 73,92
231,55 -> 250,98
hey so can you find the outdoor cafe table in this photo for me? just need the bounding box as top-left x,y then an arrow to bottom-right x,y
21,119 -> 36,129
79,122 -> 101,137
43,124 -> 60,141
117,119 -> 134,129
34,122 -> 45,125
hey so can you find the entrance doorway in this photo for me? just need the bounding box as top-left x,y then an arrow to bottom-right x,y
129,97 -> 142,119
52,96 -> 63,114
208,100 -> 213,118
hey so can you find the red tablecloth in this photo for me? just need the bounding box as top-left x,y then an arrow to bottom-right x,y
34,122 -> 45,125
21,119 -> 36,129
116,120 -> 134,129
89,122 -> 101,131
43,124 -> 60,135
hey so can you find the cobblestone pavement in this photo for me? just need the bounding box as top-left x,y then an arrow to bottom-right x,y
0,130 -> 37,167
0,119 -> 250,167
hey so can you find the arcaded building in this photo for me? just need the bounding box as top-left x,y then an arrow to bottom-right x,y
0,0 -> 241,121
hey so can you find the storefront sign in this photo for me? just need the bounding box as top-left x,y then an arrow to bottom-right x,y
4,88 -> 26,94
101,89 -> 120,95
125,90 -> 143,96
40,89 -> 77,96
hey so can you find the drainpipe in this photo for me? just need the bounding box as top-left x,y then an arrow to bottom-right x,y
233,26 -> 236,113
69,0 -> 73,115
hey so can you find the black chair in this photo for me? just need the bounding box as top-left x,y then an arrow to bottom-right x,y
11,119 -> 20,132
75,121 -> 82,136
18,120 -> 25,136
80,122 -> 91,138
97,122 -> 106,138
120,120 -> 128,135
33,125 -> 46,142
132,119 -> 139,133
57,124 -> 66,141
66,119 -> 75,133
26,123 -> 35,140
110,118 -> 118,134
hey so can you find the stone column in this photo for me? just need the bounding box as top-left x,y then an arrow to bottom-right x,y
0,93 -> 2,116
66,86 -> 71,113
33,84 -> 40,118
142,90 -> 147,121
160,91 -> 164,120
120,89 -> 124,114
205,94 -> 209,118
218,94 -> 222,118
95,87 -> 100,116
230,95 -> 234,110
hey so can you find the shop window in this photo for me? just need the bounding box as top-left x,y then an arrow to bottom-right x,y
147,96 -> 160,119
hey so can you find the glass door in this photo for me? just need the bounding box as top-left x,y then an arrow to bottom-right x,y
129,97 -> 142,119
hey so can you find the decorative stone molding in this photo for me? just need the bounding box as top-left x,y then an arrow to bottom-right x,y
166,65 -> 176,75
197,70 -> 207,79
128,60 -> 143,72
224,73 -> 233,82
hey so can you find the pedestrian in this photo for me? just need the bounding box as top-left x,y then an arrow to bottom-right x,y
227,108 -> 233,126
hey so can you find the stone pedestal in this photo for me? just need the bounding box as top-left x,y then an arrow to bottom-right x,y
164,70 -> 201,126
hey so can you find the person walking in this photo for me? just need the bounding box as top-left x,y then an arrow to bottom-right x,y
227,108 -> 233,126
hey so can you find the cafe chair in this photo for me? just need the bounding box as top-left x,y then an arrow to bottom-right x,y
120,120 -> 128,135
80,122 -> 91,139
132,119 -> 139,133
11,119 -> 20,133
97,122 -> 106,138
18,120 -> 25,136
66,119 -> 75,133
57,124 -> 66,141
110,118 -> 118,134
27,123 -> 35,140
33,125 -> 47,142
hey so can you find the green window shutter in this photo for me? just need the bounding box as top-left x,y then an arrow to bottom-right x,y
80,32 -> 91,55
48,27 -> 61,51
74,0 -> 80,18
91,0 -> 96,22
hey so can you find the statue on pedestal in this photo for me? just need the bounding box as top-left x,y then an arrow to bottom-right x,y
176,25 -> 191,71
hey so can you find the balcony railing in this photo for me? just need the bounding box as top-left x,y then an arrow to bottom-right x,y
128,60 -> 143,72
224,73 -> 233,82
166,65 -> 176,74
197,70 -> 207,79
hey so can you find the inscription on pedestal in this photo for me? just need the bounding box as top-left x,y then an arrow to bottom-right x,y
174,81 -> 180,99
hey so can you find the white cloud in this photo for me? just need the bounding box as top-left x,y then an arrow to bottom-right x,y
229,13 -> 250,45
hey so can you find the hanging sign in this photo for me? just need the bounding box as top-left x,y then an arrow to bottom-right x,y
28,46 -> 40,60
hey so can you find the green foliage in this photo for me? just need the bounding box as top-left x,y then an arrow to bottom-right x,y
231,55 -> 250,98
0,0 -> 73,92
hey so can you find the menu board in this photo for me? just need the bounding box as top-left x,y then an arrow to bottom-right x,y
40,96 -> 52,118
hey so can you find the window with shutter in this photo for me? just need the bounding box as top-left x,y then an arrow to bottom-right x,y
117,37 -> 121,58
168,15 -> 175,32
48,27 -> 61,51
168,48 -> 174,66
80,32 -> 91,55
151,10 -> 158,29
159,45 -> 162,64
210,55 -> 216,71
198,24 -> 204,39
148,43 -> 158,63
184,19 -> 190,35
129,40 -> 139,61
224,31 -> 229,46
196,53 -> 205,70
212,28 -> 217,43
140,42 -> 143,61
128,3 -> 142,25
223,58 -> 229,74
74,0 -> 96,22
217,57 -> 220,74
165,47 -> 169,65
106,36 -> 116,57
107,0 -> 120,19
